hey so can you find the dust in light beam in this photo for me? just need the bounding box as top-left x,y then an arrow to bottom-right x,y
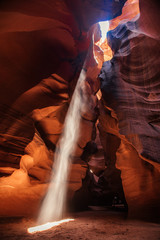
27,21 -> 109,234
99,21 -> 109,43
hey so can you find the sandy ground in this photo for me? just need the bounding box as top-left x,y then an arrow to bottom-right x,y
0,208 -> 160,240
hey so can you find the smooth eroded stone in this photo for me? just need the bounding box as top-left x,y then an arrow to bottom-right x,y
99,16 -> 160,219
100,17 -> 160,163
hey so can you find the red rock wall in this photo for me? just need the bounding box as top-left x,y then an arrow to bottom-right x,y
0,0 -> 160,220
99,3 -> 160,219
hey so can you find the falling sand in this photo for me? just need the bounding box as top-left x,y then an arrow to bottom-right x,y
37,69 -> 87,226
28,21 -> 110,233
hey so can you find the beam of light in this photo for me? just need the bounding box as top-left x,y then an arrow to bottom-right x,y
37,69 -> 86,225
27,218 -> 74,234
0,185 -> 15,188
99,21 -> 109,43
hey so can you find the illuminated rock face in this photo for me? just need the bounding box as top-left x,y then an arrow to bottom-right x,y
109,0 -> 139,30
99,17 -> 160,219
0,0 -> 160,220
100,18 -> 160,163
0,0 -> 91,166
0,0 -> 102,216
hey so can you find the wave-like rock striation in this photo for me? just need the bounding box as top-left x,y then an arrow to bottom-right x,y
100,16 -> 160,163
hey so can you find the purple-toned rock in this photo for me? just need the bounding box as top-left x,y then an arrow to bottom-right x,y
100,17 -> 160,163
99,16 -> 160,219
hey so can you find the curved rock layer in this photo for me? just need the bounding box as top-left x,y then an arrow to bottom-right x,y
0,0 -> 160,220
100,17 -> 160,163
0,0 -> 94,166
109,0 -> 139,30
0,0 -> 107,216
99,16 -> 160,219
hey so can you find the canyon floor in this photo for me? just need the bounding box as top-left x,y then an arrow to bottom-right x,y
0,207 -> 160,240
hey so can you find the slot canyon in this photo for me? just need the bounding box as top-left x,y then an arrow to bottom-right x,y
0,0 -> 160,239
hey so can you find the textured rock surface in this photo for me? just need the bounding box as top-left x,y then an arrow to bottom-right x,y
0,0 -> 91,166
0,0 -> 91,216
99,16 -> 160,219
109,0 -> 139,30
0,0 -> 123,216
100,17 -> 160,163
1,0 -> 160,222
